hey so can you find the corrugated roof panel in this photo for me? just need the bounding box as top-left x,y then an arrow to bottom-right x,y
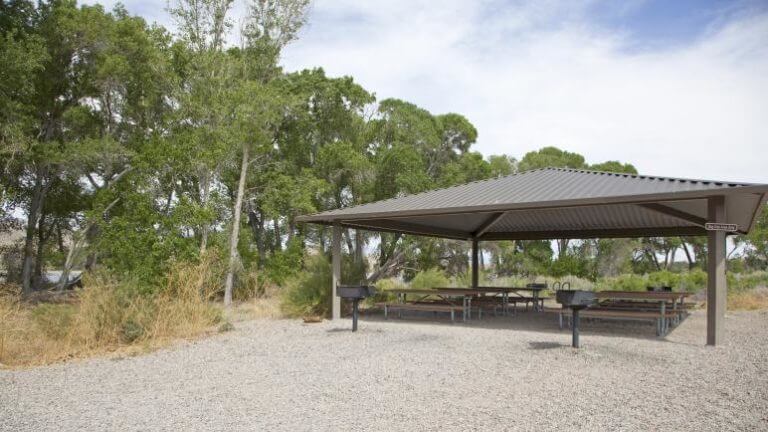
299,168 -> 764,221
489,204 -> 692,233
296,167 -> 768,237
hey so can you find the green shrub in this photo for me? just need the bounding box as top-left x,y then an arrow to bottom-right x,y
597,273 -> 646,291
365,278 -> 402,306
647,270 -> 681,288
598,269 -> 710,292
680,269 -> 707,291
264,237 -> 305,286
120,319 -> 144,343
218,321 -> 235,333
452,270 -> 493,287
729,271 -> 768,293
281,254 -> 332,317
410,268 -> 450,289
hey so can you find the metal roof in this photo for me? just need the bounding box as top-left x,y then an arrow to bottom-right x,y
296,167 -> 768,240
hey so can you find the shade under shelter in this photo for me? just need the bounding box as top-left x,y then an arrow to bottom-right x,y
296,167 -> 768,345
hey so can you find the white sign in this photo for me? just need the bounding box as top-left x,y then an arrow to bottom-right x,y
704,223 -> 739,232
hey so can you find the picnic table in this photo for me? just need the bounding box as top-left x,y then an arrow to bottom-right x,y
388,288 -> 479,320
436,286 -> 548,313
594,290 -> 692,333
387,286 -> 549,321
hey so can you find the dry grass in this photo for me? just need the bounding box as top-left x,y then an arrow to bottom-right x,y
729,287 -> 768,311
0,255 -> 225,368
229,281 -> 284,322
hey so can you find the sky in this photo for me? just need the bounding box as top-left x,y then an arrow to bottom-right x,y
88,0 -> 768,183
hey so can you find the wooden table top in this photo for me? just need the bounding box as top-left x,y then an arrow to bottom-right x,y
387,287 -> 546,297
437,286 -> 547,292
387,288 -> 475,296
596,290 -> 691,301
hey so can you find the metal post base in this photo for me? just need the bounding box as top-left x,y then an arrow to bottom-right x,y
352,299 -> 359,332
572,308 -> 580,348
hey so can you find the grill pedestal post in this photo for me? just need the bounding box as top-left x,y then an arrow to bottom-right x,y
337,286 -> 376,332
352,299 -> 360,332
571,308 -> 580,348
556,290 -> 595,348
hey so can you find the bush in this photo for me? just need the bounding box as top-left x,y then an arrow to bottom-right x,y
680,269 -> 707,291
281,254 -> 331,318
280,252 -> 371,318
597,273 -> 646,291
120,319 -> 144,343
263,237 -> 305,286
728,271 -> 768,293
365,278 -> 402,307
596,270 -> 710,292
410,268 -> 449,289
452,270 -> 492,287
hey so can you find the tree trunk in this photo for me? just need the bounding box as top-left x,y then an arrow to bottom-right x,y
680,238 -> 694,270
645,247 -> 661,270
224,145 -> 249,306
273,219 -> 281,251
354,230 -> 364,264
287,218 -> 296,242
344,229 -> 354,258
56,222 -> 64,253
199,172 -> 211,254
57,198 -> 120,290
21,167 -> 47,297
366,250 -> 405,283
247,202 -> 266,268
33,213 -> 55,289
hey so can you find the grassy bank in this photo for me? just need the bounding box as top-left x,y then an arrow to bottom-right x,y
0,257 -> 226,368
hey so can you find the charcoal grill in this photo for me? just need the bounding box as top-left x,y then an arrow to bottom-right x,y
556,290 -> 596,348
337,285 -> 376,332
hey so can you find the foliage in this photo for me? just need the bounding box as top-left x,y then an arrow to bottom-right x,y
410,268 -> 450,289
728,271 -> 768,294
365,277 -> 403,306
2,1 -> 768,361
741,207 -> 768,268
263,236 -> 305,285
517,147 -> 586,171
597,269 -> 709,292
280,254 -> 331,317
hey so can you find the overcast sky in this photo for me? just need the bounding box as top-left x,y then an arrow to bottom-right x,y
89,0 -> 768,183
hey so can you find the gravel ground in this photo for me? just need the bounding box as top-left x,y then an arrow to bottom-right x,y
2,309 -> 768,431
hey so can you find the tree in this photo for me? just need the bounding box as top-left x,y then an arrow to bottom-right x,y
742,207 -> 768,269
4,2 -> 139,295
169,0 -> 235,255
221,0 -> 310,306
517,146 -> 586,172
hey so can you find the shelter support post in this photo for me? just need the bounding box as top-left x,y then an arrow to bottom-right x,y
331,223 -> 341,320
471,238 -> 479,288
707,196 -> 727,346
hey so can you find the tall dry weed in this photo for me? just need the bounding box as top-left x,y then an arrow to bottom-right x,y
0,254 -> 224,368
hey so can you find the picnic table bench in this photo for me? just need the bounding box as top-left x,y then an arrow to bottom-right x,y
377,302 -> 467,322
544,307 -> 678,336
545,290 -> 693,336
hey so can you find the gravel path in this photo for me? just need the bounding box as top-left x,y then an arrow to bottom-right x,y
2,309 -> 767,431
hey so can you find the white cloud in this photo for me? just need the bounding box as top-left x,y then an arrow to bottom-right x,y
89,0 -> 768,182
281,0 -> 768,182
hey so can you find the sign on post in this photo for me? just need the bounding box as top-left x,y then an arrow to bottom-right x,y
704,223 -> 739,232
